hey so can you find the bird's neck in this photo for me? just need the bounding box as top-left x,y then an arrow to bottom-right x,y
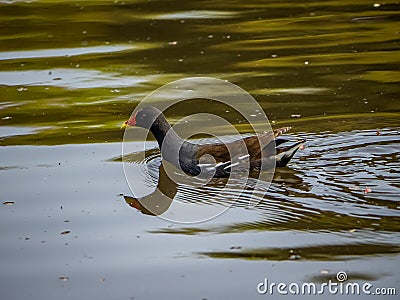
150,115 -> 186,163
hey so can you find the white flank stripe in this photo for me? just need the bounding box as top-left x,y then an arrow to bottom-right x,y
224,162 -> 239,170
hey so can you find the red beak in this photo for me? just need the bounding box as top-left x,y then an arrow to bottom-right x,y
121,111 -> 137,129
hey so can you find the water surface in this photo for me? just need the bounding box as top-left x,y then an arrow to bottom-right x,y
0,0 -> 399,299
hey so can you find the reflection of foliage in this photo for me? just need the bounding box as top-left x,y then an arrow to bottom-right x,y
199,243 -> 400,261
1,0 -> 399,146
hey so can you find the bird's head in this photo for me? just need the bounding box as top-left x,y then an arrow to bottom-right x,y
121,106 -> 163,130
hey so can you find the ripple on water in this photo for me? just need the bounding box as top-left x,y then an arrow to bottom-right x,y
0,68 -> 158,89
125,128 -> 399,233
0,44 -> 144,61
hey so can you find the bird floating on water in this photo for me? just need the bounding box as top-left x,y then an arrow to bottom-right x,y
122,106 -> 304,177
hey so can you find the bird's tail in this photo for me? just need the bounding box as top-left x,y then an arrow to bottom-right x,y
275,139 -> 306,167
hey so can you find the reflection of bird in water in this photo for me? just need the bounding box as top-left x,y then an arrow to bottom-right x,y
123,164 -> 177,216
122,106 -> 305,178
122,160 -> 308,218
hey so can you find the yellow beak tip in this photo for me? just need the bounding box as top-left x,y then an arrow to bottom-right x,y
120,123 -> 128,129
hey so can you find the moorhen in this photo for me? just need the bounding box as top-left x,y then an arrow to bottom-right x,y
122,106 -> 304,177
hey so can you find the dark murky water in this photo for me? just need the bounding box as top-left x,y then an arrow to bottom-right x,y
0,0 -> 399,299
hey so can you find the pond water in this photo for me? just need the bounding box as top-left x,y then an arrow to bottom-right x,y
0,0 -> 399,299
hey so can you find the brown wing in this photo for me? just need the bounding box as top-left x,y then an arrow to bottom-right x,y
196,143 -> 230,163
243,126 -> 292,160
196,127 -> 292,163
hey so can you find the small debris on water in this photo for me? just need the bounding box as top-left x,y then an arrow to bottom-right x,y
299,144 -> 305,150
3,201 -> 15,205
60,230 -> 71,235
58,276 -> 69,281
364,187 -> 372,193
320,270 -> 329,274
230,246 -> 242,250
376,131 -> 381,136
289,254 -> 301,260
99,277 -> 106,283
291,114 -> 301,118
168,41 -> 178,45
349,229 -> 357,233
